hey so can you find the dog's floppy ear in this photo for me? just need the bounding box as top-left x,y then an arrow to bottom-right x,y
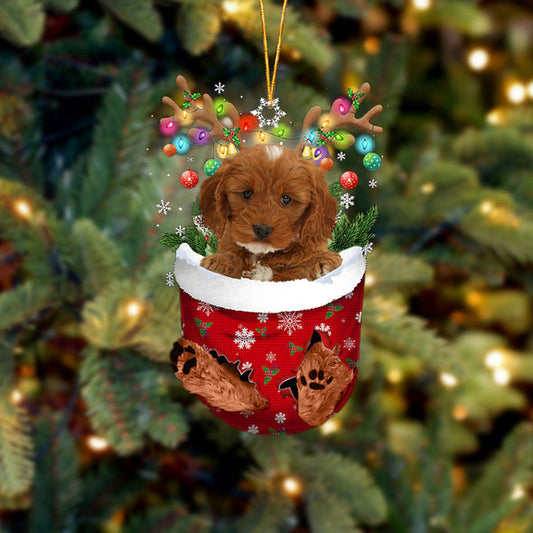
301,163 -> 338,247
199,163 -> 229,237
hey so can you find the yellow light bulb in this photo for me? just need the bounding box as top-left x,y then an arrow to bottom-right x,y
510,484 -> 526,500
387,369 -> 403,384
440,372 -> 458,388
182,110 -> 188,119
10,389 -> 23,405
259,131 -> 266,142
14,199 -> 32,220
420,182 -> 435,194
467,48 -> 489,71
412,0 -> 432,10
493,367 -> 510,386
480,200 -> 494,214
282,476 -> 302,496
125,300 -> 143,318
87,435 -> 109,452
228,143 -> 238,156
320,419 -> 340,436
302,145 -> 312,159
484,349 -> 505,369
507,82 -> 526,104
486,109 -> 502,125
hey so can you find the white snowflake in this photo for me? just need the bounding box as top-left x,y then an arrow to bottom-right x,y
343,337 -> 357,350
156,199 -> 171,215
234,325 -> 255,349
241,361 -> 253,371
275,412 -> 286,424
277,312 -> 303,336
345,290 -> 354,299
175,225 -> 186,236
251,97 -> 286,128
240,410 -> 254,418
315,323 -> 331,335
187,156 -> 194,162
363,242 -> 373,255
257,312 -> 269,323
355,312 -> 362,323
197,301 -> 217,316
369,179 -> 378,188
214,82 -> 225,94
266,352 -> 277,363
337,151 -> 346,161
165,272 -> 174,287
247,424 -> 259,434
340,193 -> 355,210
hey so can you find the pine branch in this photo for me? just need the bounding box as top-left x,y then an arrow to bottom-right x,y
329,207 -> 378,252
160,232 -> 183,253
177,3 -> 221,56
0,0 -> 44,47
236,493 -> 295,533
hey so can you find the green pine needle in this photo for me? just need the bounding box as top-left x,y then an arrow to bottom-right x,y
329,206 -> 378,252
159,232 -> 183,253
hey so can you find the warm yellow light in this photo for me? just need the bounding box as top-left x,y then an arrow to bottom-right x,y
387,369 -> 403,384
302,145 -> 312,159
510,484 -> 526,500
412,0 -> 432,10
440,372 -> 458,388
259,131 -> 266,142
480,200 -> 494,214
182,110 -> 188,119
282,476 -> 302,496
222,0 -> 241,14
467,48 -> 489,71
217,145 -> 228,158
14,199 -> 32,219
228,143 -> 238,156
365,273 -> 376,287
87,435 -> 109,451
10,389 -> 23,405
507,82 -> 526,104
125,300 -> 143,318
363,36 -> 381,55
420,182 -> 435,194
320,419 -> 340,436
485,349 -> 505,369
321,120 -> 330,128
453,405 -> 468,421
527,81 -> 533,99
465,290 -> 484,307
486,109 -> 502,125
493,367 -> 510,386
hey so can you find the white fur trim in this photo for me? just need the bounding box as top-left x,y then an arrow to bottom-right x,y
264,145 -> 283,161
174,244 -> 366,313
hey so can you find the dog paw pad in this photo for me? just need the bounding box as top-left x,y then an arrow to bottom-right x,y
182,357 -> 197,375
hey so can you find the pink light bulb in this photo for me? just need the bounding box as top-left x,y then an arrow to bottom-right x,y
159,116 -> 178,136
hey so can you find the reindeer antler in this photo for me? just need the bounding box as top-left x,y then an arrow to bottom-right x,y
296,82 -> 383,154
162,75 -> 241,146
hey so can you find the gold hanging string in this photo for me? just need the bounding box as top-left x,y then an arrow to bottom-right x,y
259,0 -> 289,103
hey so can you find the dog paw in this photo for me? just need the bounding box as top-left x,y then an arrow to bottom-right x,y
307,252 -> 342,280
170,338 -> 269,412
200,252 -> 243,278
299,368 -> 334,390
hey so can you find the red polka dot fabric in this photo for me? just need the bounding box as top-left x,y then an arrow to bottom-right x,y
178,276 -> 365,435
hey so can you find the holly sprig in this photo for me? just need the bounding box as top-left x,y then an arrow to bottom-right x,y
314,127 -> 337,146
347,88 -> 365,111
223,127 -> 241,147
182,90 -> 202,109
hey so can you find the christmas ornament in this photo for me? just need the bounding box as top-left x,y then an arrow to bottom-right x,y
240,114 -> 260,132
159,116 -> 178,136
302,145 -> 313,159
189,128 -> 211,145
363,152 -> 381,171
340,171 -> 359,189
217,144 -> 229,159
204,158 -> 221,176
312,145 -> 329,163
320,157 -> 334,171
172,134 -> 191,155
163,143 -> 177,157
180,170 -> 199,189
355,134 -> 375,155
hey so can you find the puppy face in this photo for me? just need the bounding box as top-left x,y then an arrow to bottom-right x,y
200,144 -> 338,254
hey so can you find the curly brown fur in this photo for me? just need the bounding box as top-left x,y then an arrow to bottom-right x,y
296,331 -> 353,426
199,144 -> 341,281
170,338 -> 269,411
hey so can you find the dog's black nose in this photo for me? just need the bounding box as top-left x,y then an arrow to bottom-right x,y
253,224 -> 273,240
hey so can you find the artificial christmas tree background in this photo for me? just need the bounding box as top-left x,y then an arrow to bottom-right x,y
1,0 -> 533,532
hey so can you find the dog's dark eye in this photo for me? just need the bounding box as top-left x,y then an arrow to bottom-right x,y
281,194 -> 292,205
242,190 -> 253,200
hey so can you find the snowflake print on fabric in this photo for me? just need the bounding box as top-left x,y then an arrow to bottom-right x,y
340,193 -> 355,210
247,424 -> 259,434
277,312 -> 303,336
345,290 -> 354,299
165,272 -> 174,287
257,312 -> 269,323
315,323 -> 331,335
234,326 -> 255,349
266,352 -> 277,363
355,312 -> 362,323
241,361 -> 253,371
197,301 -> 217,316
363,242 -> 373,255
343,337 -> 357,350
156,199 -> 171,215
275,412 -> 286,424
240,410 -> 254,418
